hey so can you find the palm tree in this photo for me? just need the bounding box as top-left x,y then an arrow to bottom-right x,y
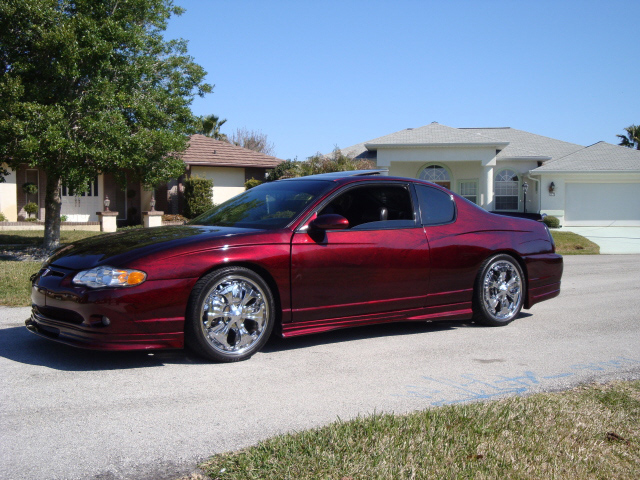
616,124 -> 640,150
197,114 -> 228,140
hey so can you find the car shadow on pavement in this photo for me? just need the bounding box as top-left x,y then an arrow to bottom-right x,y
0,325 -> 209,371
262,317 -> 491,354
0,314 -> 531,371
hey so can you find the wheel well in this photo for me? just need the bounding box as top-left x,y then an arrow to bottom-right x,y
194,262 -> 283,329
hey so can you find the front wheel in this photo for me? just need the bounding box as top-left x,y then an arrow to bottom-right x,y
473,254 -> 525,326
185,267 -> 275,362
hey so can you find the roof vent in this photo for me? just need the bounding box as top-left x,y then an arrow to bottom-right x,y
213,150 -> 216,154
406,128 -> 414,130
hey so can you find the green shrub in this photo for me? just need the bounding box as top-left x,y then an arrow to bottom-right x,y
24,202 -> 38,218
60,215 -> 68,222
25,217 -> 38,222
183,176 -> 214,219
0,212 -> 6,222
543,215 -> 560,228
245,177 -> 263,190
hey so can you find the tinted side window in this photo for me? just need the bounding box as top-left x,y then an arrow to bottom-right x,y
319,184 -> 415,229
415,184 -> 456,225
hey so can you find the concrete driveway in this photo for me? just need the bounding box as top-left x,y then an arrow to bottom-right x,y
2,255 -> 640,480
562,226 -> 640,254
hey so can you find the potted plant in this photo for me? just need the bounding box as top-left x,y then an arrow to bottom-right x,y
24,202 -> 39,219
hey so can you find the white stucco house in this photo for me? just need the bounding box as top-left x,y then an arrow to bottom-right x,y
0,134 -> 283,225
341,123 -> 640,226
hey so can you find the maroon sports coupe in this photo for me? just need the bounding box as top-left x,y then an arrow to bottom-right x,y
27,171 -> 563,362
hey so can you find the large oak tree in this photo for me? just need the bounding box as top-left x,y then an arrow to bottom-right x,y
0,0 -> 211,249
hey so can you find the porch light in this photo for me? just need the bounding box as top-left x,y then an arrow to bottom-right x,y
104,195 -> 110,212
548,182 -> 556,195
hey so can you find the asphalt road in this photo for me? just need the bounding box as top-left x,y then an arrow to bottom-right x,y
1,255 -> 640,480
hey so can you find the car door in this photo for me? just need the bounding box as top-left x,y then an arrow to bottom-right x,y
290,182 -> 431,324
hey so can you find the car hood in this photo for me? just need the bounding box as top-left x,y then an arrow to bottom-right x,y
45,225 -> 276,270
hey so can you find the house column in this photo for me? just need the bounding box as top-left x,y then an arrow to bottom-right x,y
482,165 -> 494,211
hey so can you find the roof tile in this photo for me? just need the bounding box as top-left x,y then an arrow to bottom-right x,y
181,134 -> 284,169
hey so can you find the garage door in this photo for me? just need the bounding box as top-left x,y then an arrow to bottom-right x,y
565,183 -> 640,226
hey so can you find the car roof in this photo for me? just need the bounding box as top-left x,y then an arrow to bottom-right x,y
281,169 -> 389,181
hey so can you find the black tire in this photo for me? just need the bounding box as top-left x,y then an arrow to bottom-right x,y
473,254 -> 525,327
185,267 -> 275,362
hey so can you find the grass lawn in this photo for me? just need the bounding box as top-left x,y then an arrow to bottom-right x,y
0,260 -> 41,306
195,381 -> 640,480
0,230 -> 102,246
0,230 -> 102,306
551,230 -> 600,255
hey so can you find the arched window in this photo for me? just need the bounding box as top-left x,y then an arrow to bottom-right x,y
495,169 -> 519,211
418,164 -> 451,189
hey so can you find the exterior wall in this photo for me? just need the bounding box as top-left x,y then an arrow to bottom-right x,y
538,172 -> 640,226
384,150 -> 540,213
381,147 -> 498,211
191,166 -> 247,205
376,146 -> 496,166
0,164 -> 18,221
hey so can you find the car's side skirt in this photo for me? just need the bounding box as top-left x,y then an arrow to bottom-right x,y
281,302 -> 473,337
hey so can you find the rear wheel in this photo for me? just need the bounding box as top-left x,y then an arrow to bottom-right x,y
473,254 -> 525,326
185,267 -> 275,362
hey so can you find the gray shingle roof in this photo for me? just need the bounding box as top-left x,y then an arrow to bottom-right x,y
181,134 -> 284,169
339,124 -> 583,161
531,141 -> 640,172
461,128 -> 583,160
364,123 -> 508,147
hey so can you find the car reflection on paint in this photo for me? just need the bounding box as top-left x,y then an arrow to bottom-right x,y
27,170 -> 563,362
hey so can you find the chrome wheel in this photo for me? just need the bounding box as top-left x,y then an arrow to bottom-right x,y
482,260 -> 522,320
474,255 -> 525,326
200,275 -> 269,355
186,267 -> 275,362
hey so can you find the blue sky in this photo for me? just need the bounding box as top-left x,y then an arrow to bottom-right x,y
165,0 -> 638,161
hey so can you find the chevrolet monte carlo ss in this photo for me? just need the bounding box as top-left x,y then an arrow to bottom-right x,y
27,171 -> 563,362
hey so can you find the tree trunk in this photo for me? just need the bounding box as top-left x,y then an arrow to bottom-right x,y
43,174 -> 62,251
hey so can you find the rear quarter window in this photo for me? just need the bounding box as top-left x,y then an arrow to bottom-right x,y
415,184 -> 456,225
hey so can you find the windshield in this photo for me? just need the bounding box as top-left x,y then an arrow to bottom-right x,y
188,180 -> 332,229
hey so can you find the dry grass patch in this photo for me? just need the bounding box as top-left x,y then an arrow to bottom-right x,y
552,231 -> 600,255
200,381 -> 640,479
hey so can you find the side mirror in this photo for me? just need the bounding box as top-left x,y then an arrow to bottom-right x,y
309,214 -> 349,231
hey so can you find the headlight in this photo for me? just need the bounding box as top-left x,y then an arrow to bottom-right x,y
73,266 -> 147,288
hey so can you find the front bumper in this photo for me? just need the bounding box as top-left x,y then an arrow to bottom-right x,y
27,265 -> 198,351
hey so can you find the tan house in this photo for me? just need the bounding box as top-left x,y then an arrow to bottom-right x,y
0,134 -> 284,224
341,123 -> 640,226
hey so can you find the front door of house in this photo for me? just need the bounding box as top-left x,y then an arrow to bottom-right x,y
60,177 -> 101,222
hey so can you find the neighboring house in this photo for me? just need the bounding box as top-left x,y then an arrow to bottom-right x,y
0,134 -> 284,224
340,123 -> 640,226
